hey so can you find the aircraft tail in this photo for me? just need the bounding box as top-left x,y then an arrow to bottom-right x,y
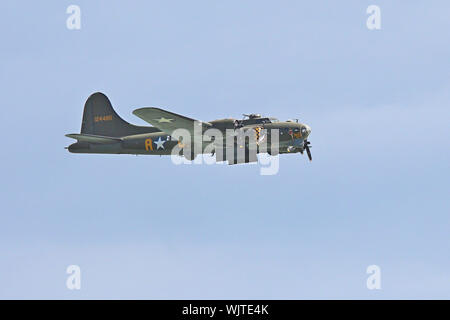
80,92 -> 160,137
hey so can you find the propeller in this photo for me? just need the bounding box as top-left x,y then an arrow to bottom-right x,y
304,140 -> 312,161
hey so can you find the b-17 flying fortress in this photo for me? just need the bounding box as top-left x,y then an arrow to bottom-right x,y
66,92 -> 312,165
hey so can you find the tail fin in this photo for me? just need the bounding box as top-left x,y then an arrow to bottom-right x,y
81,92 -> 161,137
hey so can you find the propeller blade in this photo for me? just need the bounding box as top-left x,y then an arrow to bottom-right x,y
304,140 -> 312,161
305,146 -> 312,161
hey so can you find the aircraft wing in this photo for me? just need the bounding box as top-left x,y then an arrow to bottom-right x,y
132,107 -> 212,137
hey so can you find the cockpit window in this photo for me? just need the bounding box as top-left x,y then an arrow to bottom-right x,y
269,117 -> 279,123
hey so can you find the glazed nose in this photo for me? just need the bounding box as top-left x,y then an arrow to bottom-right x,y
305,125 -> 311,135
301,125 -> 311,137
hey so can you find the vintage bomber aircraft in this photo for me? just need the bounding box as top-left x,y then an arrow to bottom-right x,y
66,92 -> 312,164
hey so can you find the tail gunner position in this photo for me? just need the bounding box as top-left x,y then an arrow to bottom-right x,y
66,92 -> 312,164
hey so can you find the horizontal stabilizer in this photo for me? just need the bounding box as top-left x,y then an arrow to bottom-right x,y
65,133 -> 122,144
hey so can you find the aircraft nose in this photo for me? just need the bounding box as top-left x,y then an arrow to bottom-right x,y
305,125 -> 311,135
301,124 -> 311,137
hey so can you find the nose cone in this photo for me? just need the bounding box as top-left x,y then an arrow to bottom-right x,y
305,124 -> 311,135
301,124 -> 311,138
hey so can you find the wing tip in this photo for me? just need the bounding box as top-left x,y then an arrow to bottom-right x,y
132,107 -> 160,116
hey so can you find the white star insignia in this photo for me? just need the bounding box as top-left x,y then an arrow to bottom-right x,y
154,117 -> 173,123
154,137 -> 166,150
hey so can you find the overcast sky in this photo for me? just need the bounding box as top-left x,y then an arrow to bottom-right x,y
0,1 -> 449,298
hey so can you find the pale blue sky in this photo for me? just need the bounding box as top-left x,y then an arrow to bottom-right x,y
0,1 -> 449,299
